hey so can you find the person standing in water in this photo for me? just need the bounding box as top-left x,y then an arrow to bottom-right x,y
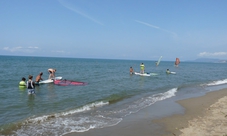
35,72 -> 43,84
27,75 -> 35,95
129,67 -> 134,74
166,69 -> 171,74
19,77 -> 26,88
140,63 -> 145,74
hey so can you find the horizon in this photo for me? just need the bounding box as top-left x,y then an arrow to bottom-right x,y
1,55 -> 226,63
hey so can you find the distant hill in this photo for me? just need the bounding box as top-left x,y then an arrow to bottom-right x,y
188,58 -> 226,63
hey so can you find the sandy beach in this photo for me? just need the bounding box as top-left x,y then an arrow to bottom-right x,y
154,88 -> 227,136
65,88 -> 227,136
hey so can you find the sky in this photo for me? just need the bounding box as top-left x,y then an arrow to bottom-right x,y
0,0 -> 227,61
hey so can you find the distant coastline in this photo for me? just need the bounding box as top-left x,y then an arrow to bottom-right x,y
187,58 -> 227,63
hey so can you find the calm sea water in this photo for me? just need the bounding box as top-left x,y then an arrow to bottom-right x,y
0,55 -> 227,135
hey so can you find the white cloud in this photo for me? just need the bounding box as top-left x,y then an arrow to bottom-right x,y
198,52 -> 227,57
51,50 -> 66,53
28,46 -> 39,49
3,46 -> 39,53
3,47 -> 9,50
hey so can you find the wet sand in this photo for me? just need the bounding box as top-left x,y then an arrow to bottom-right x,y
154,88 -> 227,136
65,88 -> 227,136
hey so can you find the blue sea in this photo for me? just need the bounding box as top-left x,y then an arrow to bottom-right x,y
0,55 -> 227,136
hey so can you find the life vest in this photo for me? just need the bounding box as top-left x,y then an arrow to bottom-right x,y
140,64 -> 145,70
19,81 -> 26,87
166,71 -> 170,74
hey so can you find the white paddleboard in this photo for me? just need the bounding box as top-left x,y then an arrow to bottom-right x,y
134,72 -> 151,76
149,73 -> 158,76
39,77 -> 62,84
167,72 -> 176,74
39,79 -> 53,84
53,77 -> 62,80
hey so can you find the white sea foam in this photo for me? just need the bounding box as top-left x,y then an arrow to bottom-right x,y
14,115 -> 122,136
13,89 -> 177,136
24,101 -> 109,124
13,101 -> 113,136
61,101 -> 109,116
206,79 -> 227,86
113,88 -> 178,117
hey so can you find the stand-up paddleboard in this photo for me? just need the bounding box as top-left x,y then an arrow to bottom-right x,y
54,77 -> 62,80
149,73 -> 159,76
38,77 -> 62,84
166,72 -> 176,74
38,79 -> 53,84
134,72 -> 150,76
134,72 -> 158,76
54,79 -> 87,86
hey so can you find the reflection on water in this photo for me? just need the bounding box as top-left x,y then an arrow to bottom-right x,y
19,86 -> 26,91
46,83 -> 57,100
27,94 -> 35,111
139,76 -> 146,87
47,83 -> 55,91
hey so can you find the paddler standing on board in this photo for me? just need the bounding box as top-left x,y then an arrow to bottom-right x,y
140,63 -> 145,74
48,68 -> 56,79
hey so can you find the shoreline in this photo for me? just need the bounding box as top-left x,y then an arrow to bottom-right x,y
154,88 -> 227,136
65,88 -> 227,136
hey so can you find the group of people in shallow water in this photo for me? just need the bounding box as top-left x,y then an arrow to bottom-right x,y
129,63 -> 172,75
19,68 -> 57,95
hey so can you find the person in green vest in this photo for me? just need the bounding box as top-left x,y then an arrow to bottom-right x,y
140,63 -> 145,74
19,77 -> 26,88
166,69 -> 171,74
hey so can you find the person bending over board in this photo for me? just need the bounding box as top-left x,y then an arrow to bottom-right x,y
130,67 -> 134,74
48,68 -> 56,79
27,75 -> 35,95
35,72 -> 43,84
140,63 -> 145,74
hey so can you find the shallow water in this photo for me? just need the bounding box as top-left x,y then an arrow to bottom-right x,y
0,55 -> 227,135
